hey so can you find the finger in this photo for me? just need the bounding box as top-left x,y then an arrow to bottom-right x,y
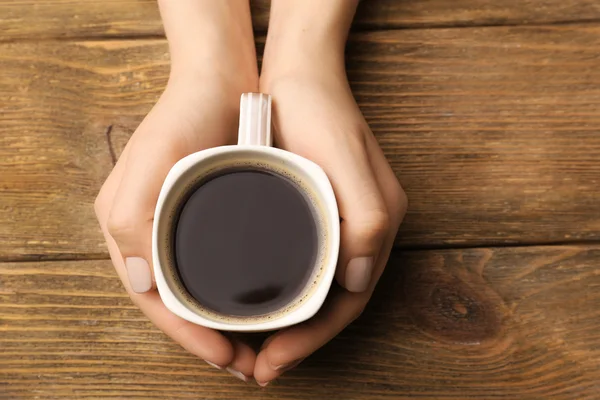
96,181 -> 236,368
276,121 -> 388,293
253,350 -> 274,387
364,132 -> 408,231
352,131 -> 409,287
224,338 -> 256,382
106,131 -> 182,293
95,139 -> 132,236
253,341 -> 305,387
254,288 -> 369,385
95,140 -> 134,289
326,134 -> 389,293
106,93 -> 234,294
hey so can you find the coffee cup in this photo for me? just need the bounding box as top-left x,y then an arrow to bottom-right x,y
152,93 -> 340,332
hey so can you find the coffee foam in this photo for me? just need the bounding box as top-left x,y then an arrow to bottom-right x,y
156,149 -> 332,325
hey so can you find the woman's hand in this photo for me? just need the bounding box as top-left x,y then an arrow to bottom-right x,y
94,0 -> 259,381
253,0 -> 408,385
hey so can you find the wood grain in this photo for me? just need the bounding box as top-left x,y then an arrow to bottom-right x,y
2,0 -> 600,41
2,26 -> 600,258
1,245 -> 599,398
347,26 -> 600,247
0,40 -> 162,260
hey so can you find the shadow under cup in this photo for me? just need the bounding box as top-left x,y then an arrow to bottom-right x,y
154,147 -> 338,327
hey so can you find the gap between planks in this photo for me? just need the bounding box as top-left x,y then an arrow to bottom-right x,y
3,240 -> 600,263
3,20 -> 600,45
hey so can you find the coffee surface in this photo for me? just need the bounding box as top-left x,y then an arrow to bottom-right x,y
174,169 -> 318,317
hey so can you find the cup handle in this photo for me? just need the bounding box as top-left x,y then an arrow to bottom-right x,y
238,93 -> 272,147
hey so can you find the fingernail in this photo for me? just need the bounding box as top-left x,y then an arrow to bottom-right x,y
345,257 -> 374,292
226,367 -> 249,382
125,257 -> 152,293
273,358 -> 304,372
257,381 -> 270,387
205,360 -> 222,370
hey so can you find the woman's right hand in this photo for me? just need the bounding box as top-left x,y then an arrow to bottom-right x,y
95,0 -> 259,382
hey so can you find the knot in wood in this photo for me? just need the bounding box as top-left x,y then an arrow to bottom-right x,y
404,266 -> 504,344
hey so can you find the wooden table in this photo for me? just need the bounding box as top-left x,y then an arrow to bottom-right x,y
2,1 -> 600,399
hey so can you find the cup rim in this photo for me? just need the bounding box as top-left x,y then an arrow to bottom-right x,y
152,145 -> 340,332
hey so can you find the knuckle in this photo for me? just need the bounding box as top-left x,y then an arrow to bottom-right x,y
356,209 -> 391,241
389,180 -> 408,221
373,210 -> 391,234
94,183 -> 113,221
106,210 -> 138,241
93,193 -> 105,220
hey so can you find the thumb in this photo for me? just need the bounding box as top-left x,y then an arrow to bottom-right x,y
329,137 -> 389,293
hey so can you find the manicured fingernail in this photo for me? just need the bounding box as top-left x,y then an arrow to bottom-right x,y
205,360 -> 222,370
345,257 -> 374,292
257,381 -> 270,387
226,367 -> 249,382
125,257 -> 152,293
274,358 -> 304,372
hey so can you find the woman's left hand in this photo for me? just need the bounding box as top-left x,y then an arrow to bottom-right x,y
253,57 -> 408,386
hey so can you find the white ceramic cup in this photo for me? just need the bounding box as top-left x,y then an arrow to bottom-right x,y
152,93 -> 340,332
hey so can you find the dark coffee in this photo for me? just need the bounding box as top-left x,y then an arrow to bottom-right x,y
173,169 -> 319,317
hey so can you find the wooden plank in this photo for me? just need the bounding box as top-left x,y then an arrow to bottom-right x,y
1,245 -> 599,398
0,39 -> 163,260
2,0 -> 600,41
348,26 -> 600,247
2,26 -> 600,259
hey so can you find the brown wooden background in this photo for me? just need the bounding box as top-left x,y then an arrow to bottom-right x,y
1,0 -> 600,399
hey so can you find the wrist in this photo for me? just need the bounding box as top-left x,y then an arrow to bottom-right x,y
267,0 -> 358,48
159,0 -> 258,88
261,0 -> 357,86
